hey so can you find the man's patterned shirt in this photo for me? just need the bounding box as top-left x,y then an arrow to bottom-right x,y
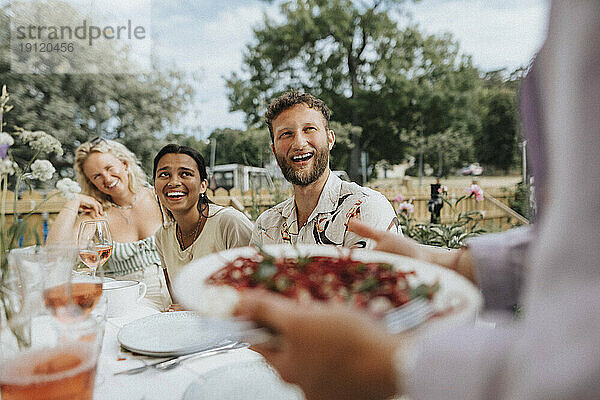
251,172 -> 401,248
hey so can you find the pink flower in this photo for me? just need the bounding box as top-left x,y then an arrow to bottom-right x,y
466,184 -> 484,201
437,185 -> 448,194
397,201 -> 414,214
394,194 -> 405,203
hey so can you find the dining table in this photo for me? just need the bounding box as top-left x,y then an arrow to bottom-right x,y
93,305 -> 266,400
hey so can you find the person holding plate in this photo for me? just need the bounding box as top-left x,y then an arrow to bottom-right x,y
153,144 -> 254,302
47,138 -> 171,311
252,91 -> 401,248
237,1 -> 600,399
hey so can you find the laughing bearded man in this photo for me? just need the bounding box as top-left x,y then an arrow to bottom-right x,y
252,90 -> 401,248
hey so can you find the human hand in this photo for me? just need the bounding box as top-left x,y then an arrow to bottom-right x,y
75,194 -> 103,218
348,220 -> 428,262
236,290 -> 400,400
349,220 -> 475,282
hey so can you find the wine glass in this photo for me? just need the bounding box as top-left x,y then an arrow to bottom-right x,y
77,220 -> 113,278
70,271 -> 104,318
2,246 -> 103,400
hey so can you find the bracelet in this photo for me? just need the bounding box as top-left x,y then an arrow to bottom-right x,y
449,246 -> 467,271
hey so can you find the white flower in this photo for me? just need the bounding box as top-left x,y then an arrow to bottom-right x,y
56,178 -> 81,200
0,132 -> 14,146
0,158 -> 18,175
18,130 -> 63,157
30,159 -> 55,181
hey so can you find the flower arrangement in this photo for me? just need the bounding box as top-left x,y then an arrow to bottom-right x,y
0,85 -> 80,348
396,185 -> 486,249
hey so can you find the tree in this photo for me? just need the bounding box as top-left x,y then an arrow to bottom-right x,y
227,0 -> 420,183
0,6 -> 195,176
476,89 -> 518,174
209,128 -> 272,167
226,0 -> 482,182
474,70 -> 522,174
329,120 -> 358,171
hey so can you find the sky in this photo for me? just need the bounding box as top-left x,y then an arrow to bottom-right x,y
150,0 -> 550,138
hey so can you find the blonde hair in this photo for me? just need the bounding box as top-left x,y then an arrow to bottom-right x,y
74,139 -> 149,208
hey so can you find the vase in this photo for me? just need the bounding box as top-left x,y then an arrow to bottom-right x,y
0,247 -> 44,354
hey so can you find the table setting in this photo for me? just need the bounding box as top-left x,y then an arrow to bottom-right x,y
95,305 -> 272,400
1,239 -> 484,400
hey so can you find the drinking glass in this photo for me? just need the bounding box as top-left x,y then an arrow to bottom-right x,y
1,245 -> 102,400
0,314 -> 101,400
70,272 -> 104,318
77,220 -> 113,278
9,245 -> 80,322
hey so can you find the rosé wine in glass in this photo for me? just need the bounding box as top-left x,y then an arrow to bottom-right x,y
0,338 -> 98,400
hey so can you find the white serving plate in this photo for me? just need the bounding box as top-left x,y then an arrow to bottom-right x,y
174,244 -> 484,332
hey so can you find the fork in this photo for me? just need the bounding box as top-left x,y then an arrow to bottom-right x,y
114,341 -> 241,376
154,342 -> 249,371
384,297 -> 433,334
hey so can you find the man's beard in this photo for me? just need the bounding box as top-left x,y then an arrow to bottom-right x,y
275,146 -> 329,186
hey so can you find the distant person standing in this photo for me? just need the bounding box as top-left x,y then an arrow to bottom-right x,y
252,91 -> 400,248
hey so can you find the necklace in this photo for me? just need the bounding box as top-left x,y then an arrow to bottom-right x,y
111,194 -> 137,225
176,215 -> 202,249
112,193 -> 138,210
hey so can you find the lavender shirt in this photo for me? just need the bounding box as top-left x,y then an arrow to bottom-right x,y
403,2 -> 600,398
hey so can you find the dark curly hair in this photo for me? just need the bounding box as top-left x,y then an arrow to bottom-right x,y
265,90 -> 331,142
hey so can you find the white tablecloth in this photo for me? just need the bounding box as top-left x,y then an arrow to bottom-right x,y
94,306 -> 262,400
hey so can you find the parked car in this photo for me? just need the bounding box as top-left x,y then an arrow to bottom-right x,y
459,163 -> 483,176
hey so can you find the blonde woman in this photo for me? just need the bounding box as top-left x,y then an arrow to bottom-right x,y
47,137 -> 170,310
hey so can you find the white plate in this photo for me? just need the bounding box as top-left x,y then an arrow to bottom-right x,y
174,244 -> 484,331
183,359 -> 305,400
117,311 -> 233,356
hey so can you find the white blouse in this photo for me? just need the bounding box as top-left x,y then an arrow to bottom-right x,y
155,204 -> 254,281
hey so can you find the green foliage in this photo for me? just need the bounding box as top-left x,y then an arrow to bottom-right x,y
329,121 -> 358,171
399,194 -> 486,249
0,7 -> 195,177
164,133 -> 208,155
226,0 -> 494,178
420,128 -> 474,177
209,128 -> 272,167
474,73 -> 521,174
507,181 -> 533,220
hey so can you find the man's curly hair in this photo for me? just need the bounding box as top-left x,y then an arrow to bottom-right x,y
265,90 -> 331,142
